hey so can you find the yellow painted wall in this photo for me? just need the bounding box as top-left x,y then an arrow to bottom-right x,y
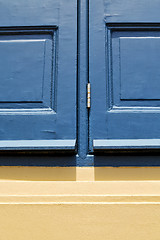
0,166 -> 160,240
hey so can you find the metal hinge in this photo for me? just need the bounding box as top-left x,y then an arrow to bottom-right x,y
87,83 -> 91,109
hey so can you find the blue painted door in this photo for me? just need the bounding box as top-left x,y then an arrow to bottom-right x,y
90,0 -> 160,152
0,0 -> 77,151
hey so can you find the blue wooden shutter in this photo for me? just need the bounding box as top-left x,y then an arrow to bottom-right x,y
90,0 -> 160,152
0,0 -> 77,152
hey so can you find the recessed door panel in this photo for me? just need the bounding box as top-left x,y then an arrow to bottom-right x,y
90,0 -> 160,152
0,0 -> 77,152
120,37 -> 160,101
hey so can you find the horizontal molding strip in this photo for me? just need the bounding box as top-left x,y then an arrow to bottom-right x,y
0,139 -> 76,152
93,139 -> 160,151
1,181 -> 160,195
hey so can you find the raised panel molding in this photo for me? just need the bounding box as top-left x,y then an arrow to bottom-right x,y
0,27 -> 57,112
106,24 -> 160,111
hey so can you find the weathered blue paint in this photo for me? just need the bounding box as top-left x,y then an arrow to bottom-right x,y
103,0 -> 160,23
0,0 -> 160,166
90,0 -> 160,154
77,0 -> 94,166
0,27 -> 55,110
0,1 -> 77,151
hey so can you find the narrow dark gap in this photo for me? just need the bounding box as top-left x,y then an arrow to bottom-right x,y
77,0 -> 90,162
76,0 -> 80,156
87,0 -> 90,153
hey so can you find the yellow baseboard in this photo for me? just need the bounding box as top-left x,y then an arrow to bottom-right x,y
0,166 -> 160,240
0,166 -> 160,181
